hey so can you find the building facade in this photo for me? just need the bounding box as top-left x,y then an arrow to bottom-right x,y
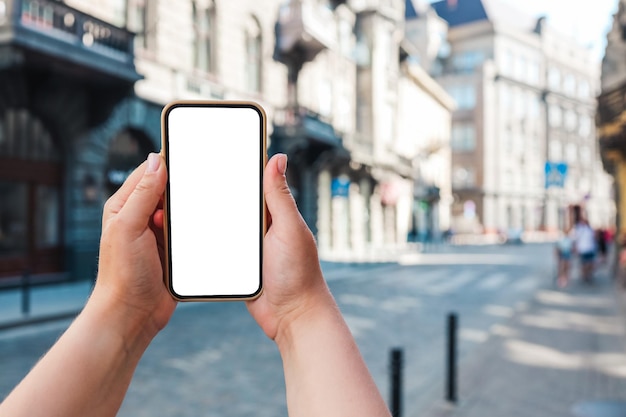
0,0 -> 141,281
0,0 -> 456,281
599,0 -> 626,243
431,0 -> 614,235
268,0 -> 456,259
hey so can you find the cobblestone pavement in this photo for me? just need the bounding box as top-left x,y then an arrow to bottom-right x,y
2,243 -> 623,416
421,259 -> 626,417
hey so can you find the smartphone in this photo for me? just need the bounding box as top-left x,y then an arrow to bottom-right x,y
161,101 -> 266,301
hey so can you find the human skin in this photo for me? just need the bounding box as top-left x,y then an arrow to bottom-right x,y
0,153 -> 391,417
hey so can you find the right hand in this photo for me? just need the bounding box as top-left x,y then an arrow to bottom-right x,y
246,154 -> 333,341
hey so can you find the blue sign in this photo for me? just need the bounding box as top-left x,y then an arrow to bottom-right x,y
331,176 -> 350,197
545,162 -> 568,188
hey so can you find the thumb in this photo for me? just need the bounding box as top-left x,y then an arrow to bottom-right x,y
119,153 -> 167,232
264,154 -> 307,232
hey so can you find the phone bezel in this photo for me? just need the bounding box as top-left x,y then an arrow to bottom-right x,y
161,100 -> 266,301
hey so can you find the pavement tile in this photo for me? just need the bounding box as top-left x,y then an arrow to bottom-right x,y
418,262 -> 626,417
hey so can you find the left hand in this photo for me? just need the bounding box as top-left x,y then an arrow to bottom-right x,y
94,153 -> 176,338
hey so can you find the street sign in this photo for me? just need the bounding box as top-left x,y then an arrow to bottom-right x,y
331,176 -> 350,197
545,161 -> 568,188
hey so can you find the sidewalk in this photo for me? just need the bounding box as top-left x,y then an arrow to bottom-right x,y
419,260 -> 626,417
0,280 -> 93,330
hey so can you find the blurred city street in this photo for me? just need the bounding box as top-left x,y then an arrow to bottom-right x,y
2,0 -> 626,415
2,242 -> 625,417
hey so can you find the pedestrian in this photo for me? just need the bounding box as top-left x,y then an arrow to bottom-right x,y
571,205 -> 597,283
0,153 -> 391,417
555,228 -> 574,288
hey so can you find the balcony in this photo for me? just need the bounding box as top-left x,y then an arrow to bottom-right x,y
273,105 -> 344,150
0,0 -> 139,83
275,0 -> 336,65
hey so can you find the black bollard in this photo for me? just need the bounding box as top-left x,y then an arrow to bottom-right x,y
446,313 -> 458,403
389,347 -> 403,417
21,269 -> 31,316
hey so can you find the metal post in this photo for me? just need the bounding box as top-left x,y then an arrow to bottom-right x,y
446,313 -> 458,403
21,269 -> 31,316
389,347 -> 403,417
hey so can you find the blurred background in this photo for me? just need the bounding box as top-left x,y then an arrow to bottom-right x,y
0,0 -> 621,278
3,0 -> 626,416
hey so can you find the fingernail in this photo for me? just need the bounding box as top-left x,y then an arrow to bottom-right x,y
277,154 -> 287,175
147,153 -> 160,173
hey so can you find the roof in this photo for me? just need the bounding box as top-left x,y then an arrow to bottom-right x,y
405,0 -> 434,20
431,0 -> 488,26
405,0 -> 419,19
431,0 -> 536,31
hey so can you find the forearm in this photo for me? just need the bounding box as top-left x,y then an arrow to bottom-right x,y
276,292 -> 391,417
0,291 -> 153,417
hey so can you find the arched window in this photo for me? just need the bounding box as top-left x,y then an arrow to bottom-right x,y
0,109 -> 63,277
106,129 -> 156,197
193,0 -> 216,74
245,15 -> 262,93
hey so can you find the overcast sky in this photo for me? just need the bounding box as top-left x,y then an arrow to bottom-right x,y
430,0 -> 619,61
510,0 -> 617,59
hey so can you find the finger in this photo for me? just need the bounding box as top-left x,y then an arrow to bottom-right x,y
119,153 -> 168,233
263,154 -> 306,233
103,160 -> 150,224
152,209 -> 164,229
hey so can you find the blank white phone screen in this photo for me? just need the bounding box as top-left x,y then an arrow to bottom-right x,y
165,104 -> 263,299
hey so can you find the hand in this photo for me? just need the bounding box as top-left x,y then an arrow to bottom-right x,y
94,153 -> 176,338
247,154 -> 333,341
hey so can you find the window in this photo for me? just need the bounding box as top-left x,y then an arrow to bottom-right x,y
580,146 -> 591,164
564,109 -> 577,132
193,1 -> 216,73
566,143 -> 577,162
106,129 -> 156,197
579,114 -> 592,137
447,84 -> 476,109
0,110 -> 63,275
452,50 -> 484,73
528,61 -> 540,85
564,74 -> 576,96
529,93 -> 540,118
111,0 -> 126,27
549,140 -> 562,160
579,80 -> 591,99
128,0 -> 156,51
548,67 -> 560,91
245,16 -> 263,93
451,123 -> 476,151
513,87 -> 526,118
516,56 -> 526,81
549,105 -> 562,127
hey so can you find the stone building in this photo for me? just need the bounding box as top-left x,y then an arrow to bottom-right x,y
0,0 -> 141,281
431,0 -> 614,235
0,0 -> 456,281
599,0 -> 626,240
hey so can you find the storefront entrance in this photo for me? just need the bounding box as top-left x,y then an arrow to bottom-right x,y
0,109 -> 63,279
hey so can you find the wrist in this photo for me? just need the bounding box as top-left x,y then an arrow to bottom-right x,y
83,287 -> 157,355
274,288 -> 340,354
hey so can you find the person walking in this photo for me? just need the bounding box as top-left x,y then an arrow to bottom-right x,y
555,228 -> 574,288
571,205 -> 597,284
